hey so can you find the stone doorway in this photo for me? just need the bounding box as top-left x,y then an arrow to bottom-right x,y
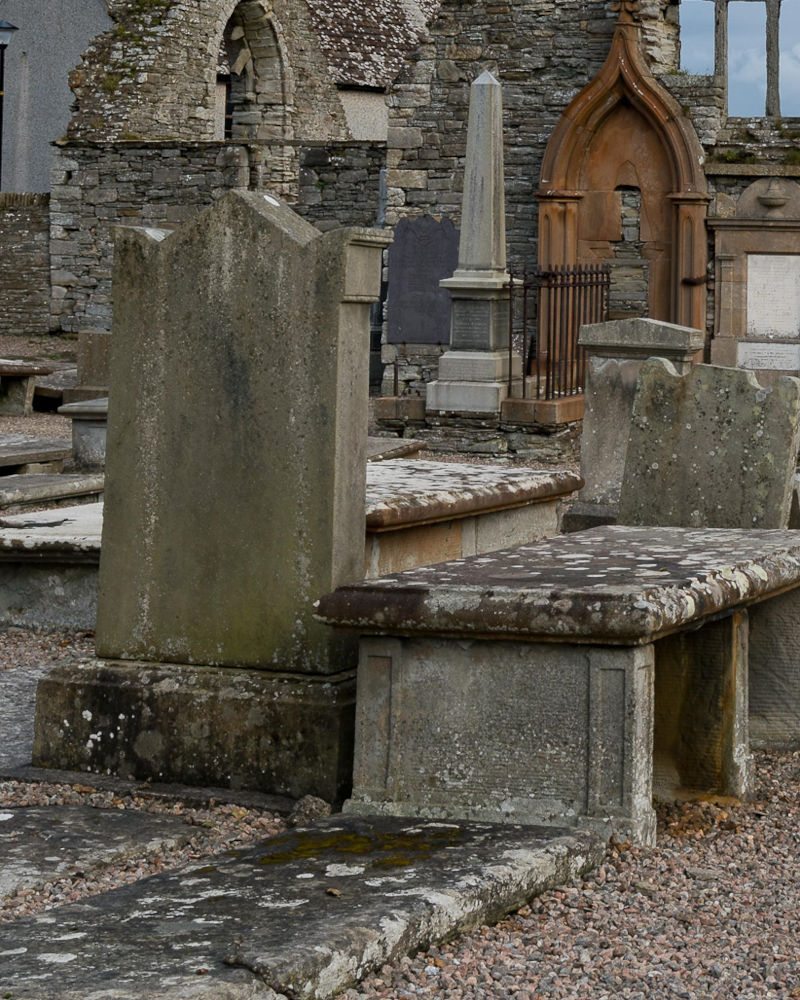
537,6 -> 709,335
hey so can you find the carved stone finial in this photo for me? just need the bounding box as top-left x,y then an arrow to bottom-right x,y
611,0 -> 639,24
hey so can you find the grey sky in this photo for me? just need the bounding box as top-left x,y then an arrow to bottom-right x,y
680,0 -> 800,116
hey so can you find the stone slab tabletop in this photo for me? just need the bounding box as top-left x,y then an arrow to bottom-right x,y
366,436 -> 424,462
0,464 -> 580,559
315,526 -> 800,645
0,501 -> 102,560
0,435 -> 72,467
0,806 -> 195,903
0,473 -> 104,511
365,460 -> 581,529
58,396 -> 109,418
0,814 -> 601,1000
0,359 -> 54,377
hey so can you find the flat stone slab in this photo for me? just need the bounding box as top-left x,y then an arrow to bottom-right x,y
0,435 -> 72,469
57,396 -> 108,419
0,501 -> 102,561
316,525 -> 800,644
366,437 -> 424,462
0,815 -> 601,999
0,360 -> 54,377
35,366 -> 78,401
365,460 -> 580,529
0,474 -> 104,512
0,806 -> 195,903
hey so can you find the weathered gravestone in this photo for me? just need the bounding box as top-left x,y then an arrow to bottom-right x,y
618,358 -> 800,528
33,191 -> 390,802
387,216 -> 458,346
562,318 -> 704,532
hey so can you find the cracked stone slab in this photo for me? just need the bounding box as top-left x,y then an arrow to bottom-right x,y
0,806 -> 196,903
315,525 -> 800,644
0,815 -> 602,1000
0,436 -> 72,470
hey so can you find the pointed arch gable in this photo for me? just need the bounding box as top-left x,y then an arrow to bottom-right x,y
537,16 -> 709,332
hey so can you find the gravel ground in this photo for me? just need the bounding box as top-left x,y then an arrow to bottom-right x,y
2,627 -> 798,998
338,750 -> 800,1000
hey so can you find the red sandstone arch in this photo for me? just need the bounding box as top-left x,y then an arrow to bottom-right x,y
537,10 -> 709,330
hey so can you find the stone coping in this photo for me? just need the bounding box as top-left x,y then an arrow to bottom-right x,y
0,435 -> 72,467
315,526 -> 800,645
365,460 -> 581,529
57,396 -> 108,418
0,474 -> 104,511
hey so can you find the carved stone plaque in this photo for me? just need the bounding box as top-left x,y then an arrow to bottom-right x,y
387,216 -> 458,345
747,254 -> 800,338
737,341 -> 800,371
450,300 -> 492,350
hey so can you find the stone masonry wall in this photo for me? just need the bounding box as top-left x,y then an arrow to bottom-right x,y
0,194 -> 52,336
385,0 -> 681,275
50,139 -> 384,333
297,143 -> 386,231
67,0 -> 347,143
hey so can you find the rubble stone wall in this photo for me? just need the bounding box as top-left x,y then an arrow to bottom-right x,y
0,195 -> 52,336
50,139 -> 384,333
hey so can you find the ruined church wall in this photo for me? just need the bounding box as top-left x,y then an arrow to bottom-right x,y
67,0 -> 347,143
50,140 -> 384,333
0,195 -> 52,335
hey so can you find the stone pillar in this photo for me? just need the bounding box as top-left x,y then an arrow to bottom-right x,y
654,613 -> 753,800
33,191 -> 390,803
561,318 -> 704,531
426,71 -> 520,417
749,588 -> 800,748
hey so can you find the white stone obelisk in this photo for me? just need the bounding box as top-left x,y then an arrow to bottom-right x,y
426,70 -> 519,415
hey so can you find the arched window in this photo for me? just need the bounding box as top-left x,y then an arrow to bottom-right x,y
214,2 -> 290,141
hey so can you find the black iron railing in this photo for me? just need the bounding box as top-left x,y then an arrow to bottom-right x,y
508,264 -> 611,400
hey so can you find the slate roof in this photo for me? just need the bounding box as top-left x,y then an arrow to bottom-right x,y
306,0 -> 441,89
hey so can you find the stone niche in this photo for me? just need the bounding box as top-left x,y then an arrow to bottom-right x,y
710,177 -> 800,381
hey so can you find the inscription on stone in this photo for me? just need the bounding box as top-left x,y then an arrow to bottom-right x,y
451,300 -> 491,350
747,254 -> 800,338
737,341 -> 800,372
387,216 -> 458,345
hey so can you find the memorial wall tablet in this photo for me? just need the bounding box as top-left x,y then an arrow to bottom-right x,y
747,255 -> 800,339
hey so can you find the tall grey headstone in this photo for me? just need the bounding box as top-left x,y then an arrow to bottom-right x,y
387,216 -> 458,345
426,71 -> 520,415
619,359 -> 800,529
33,191 -> 390,802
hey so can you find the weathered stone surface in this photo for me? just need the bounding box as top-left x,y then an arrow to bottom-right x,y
58,396 -> 108,471
365,460 -> 580,529
345,636 -> 657,844
0,807 -> 194,904
33,659 -> 356,803
387,215 -> 458,345
0,435 -> 71,472
0,815 -> 602,1000
0,474 -> 103,512
316,526 -> 800,644
748,588 -> 800,749
96,191 -> 388,673
576,318 -> 706,511
619,360 -> 800,529
365,436 -> 424,462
